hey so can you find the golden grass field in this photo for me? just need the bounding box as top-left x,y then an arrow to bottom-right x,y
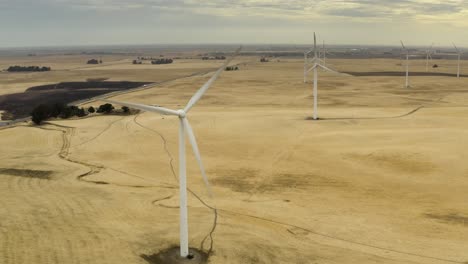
0,55 -> 467,264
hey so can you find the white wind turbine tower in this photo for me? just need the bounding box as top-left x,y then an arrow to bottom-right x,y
306,33 -> 342,120
425,43 -> 434,72
401,40 -> 410,88
453,43 -> 461,78
103,47 -> 240,258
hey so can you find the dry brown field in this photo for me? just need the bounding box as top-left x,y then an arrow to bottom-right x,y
0,55 -> 467,264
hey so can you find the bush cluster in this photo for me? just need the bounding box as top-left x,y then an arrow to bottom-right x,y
96,103 -> 114,113
138,56 -> 161,60
225,66 -> 239,71
202,56 -> 226,60
87,59 -> 102,64
132,60 -> 143,64
260,57 -> 269,62
31,103 -> 88,125
30,103 -> 121,125
7,66 -> 51,72
151,58 -> 173,65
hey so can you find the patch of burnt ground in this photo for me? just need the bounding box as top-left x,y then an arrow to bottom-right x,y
0,168 -> 52,179
141,247 -> 208,264
0,81 -> 150,119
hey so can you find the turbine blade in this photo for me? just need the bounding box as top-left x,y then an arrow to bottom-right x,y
183,118 -> 212,197
317,58 -> 325,64
184,46 -> 241,113
102,99 -> 179,116
314,32 -> 317,58
453,43 -> 459,53
317,64 -> 341,75
400,40 -> 406,51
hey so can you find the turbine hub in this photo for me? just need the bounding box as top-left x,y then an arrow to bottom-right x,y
177,110 -> 186,118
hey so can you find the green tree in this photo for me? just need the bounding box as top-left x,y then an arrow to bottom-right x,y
50,103 -> 66,118
97,103 -> 114,113
77,108 -> 87,117
31,104 -> 51,125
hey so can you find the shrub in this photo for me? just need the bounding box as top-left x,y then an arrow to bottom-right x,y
122,106 -> 130,113
97,103 -> 114,113
88,106 -> 95,113
77,108 -> 87,117
225,66 -> 239,71
60,105 -> 80,119
87,59 -> 99,64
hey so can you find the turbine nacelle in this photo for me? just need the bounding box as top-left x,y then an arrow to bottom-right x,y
177,110 -> 187,118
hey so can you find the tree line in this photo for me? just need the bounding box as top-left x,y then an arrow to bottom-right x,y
31,103 -> 131,125
7,66 -> 51,72
151,58 -> 173,64
137,56 -> 163,60
202,56 -> 226,60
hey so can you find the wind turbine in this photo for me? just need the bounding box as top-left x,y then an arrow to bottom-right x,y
305,33 -> 342,120
453,43 -> 461,78
401,40 -> 410,88
425,43 -> 434,72
103,47 -> 240,258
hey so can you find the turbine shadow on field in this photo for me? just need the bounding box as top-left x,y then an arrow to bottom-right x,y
425,213 -> 468,227
212,169 -> 347,193
307,106 -> 424,121
141,246 -> 208,264
0,168 -> 53,179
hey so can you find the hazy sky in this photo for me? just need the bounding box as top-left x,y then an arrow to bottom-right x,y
1,0 -> 467,48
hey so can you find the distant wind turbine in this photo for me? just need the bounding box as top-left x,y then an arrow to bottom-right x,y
425,43 -> 434,72
453,43 -> 461,78
305,33 -> 343,120
104,47 -> 241,258
401,40 -> 410,88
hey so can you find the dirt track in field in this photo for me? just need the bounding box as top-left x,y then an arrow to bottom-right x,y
1,57 -> 468,264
